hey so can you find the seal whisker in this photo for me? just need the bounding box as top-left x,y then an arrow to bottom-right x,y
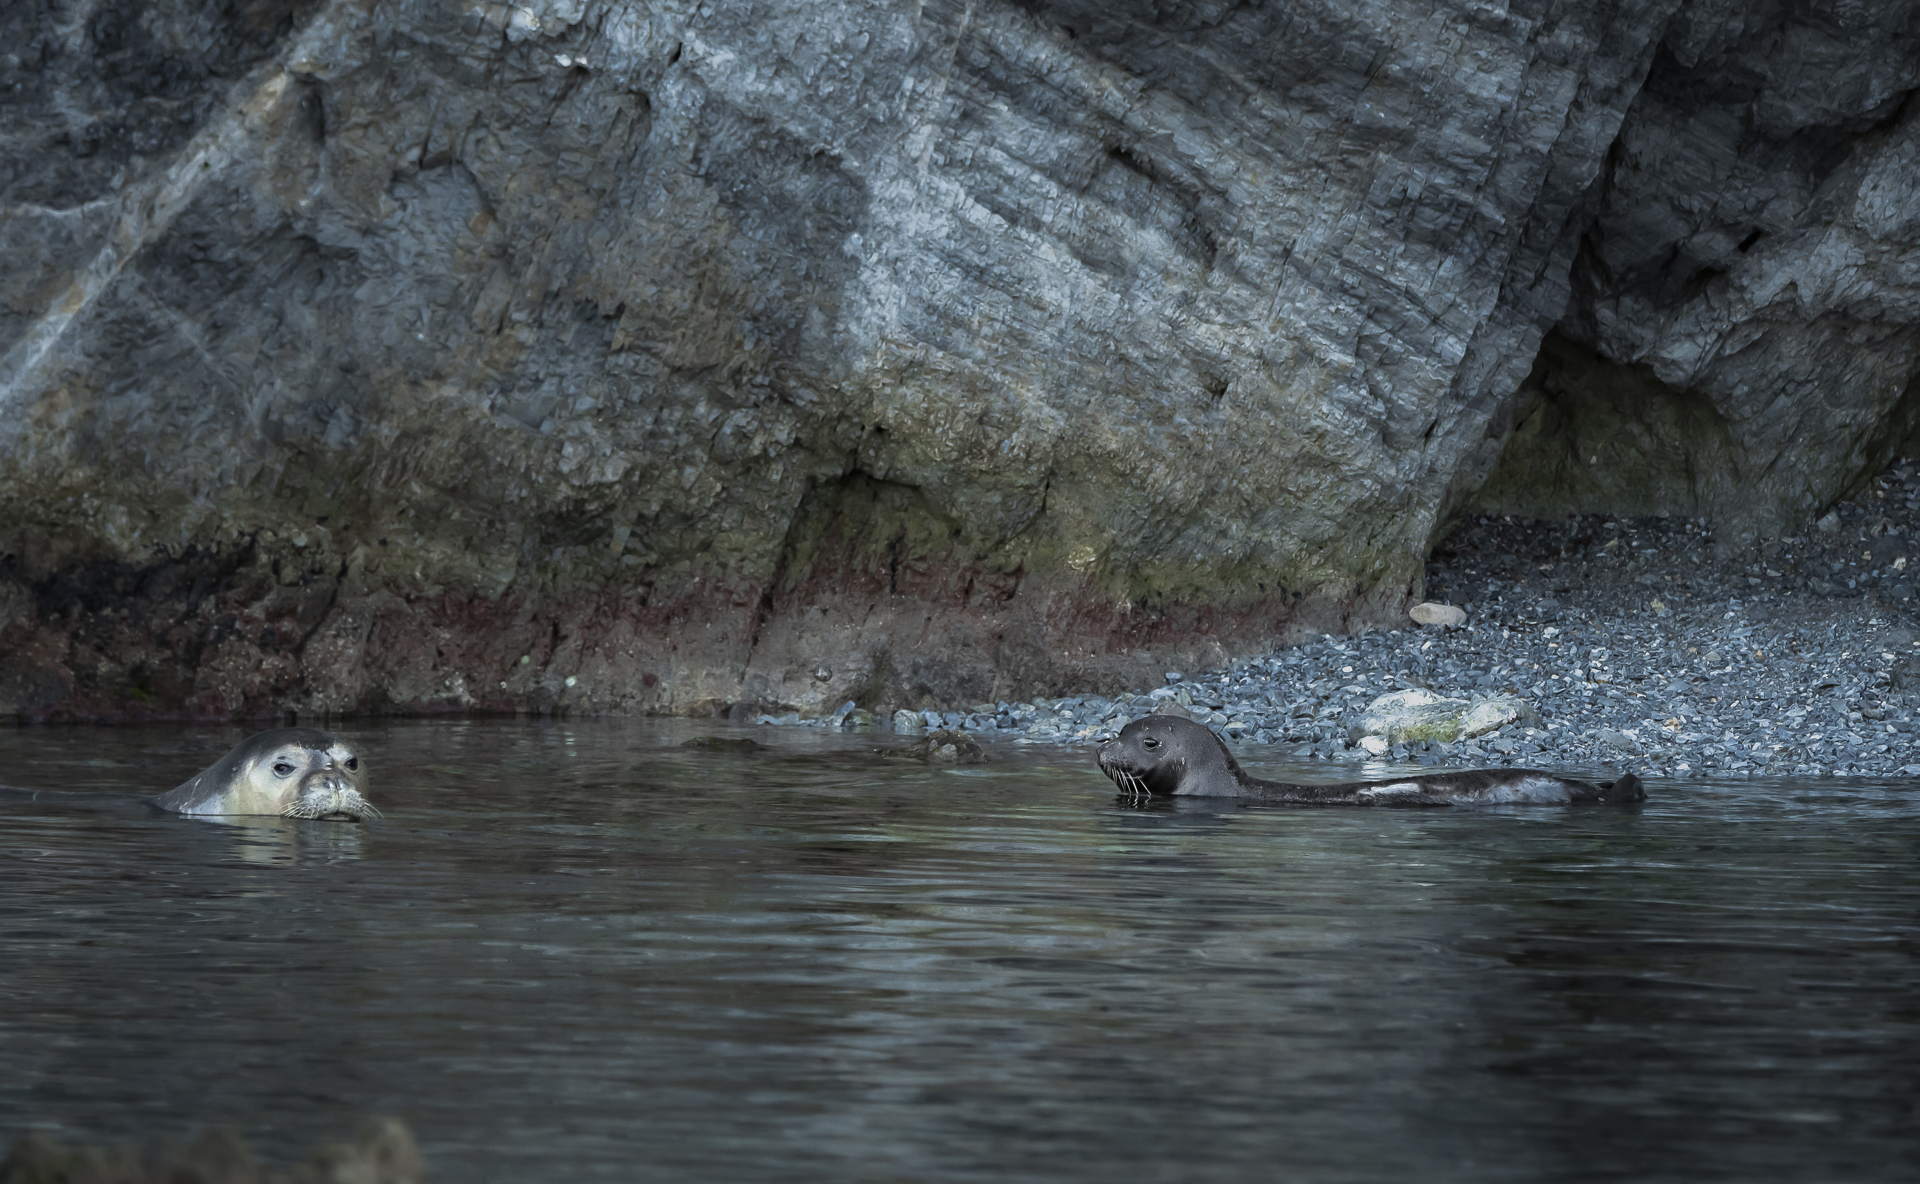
1097,754 -> 1157,804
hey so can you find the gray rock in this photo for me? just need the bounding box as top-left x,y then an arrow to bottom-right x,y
2,0 -> 1916,721
1593,728 -> 1643,755
1409,602 -> 1468,628
1352,688 -> 1533,746
1460,696 -> 1535,738
1474,6 -> 1920,530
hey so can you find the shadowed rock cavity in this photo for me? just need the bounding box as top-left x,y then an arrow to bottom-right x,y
1475,2 -> 1920,529
1,0 -> 1916,719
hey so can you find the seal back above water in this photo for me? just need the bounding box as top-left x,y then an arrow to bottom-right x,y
152,728 -> 378,821
1096,714 -> 1644,806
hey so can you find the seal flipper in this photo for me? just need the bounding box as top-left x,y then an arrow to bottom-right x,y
1596,773 -> 1646,803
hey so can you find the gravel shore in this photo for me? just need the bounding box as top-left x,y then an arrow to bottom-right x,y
766,461 -> 1920,780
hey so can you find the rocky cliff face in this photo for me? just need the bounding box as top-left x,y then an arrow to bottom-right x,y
1,0 -> 1915,720
1475,1 -> 1920,526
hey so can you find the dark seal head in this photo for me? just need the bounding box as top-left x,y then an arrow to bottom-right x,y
152,728 -> 378,821
1098,713 -> 1251,797
1098,714 -> 1645,806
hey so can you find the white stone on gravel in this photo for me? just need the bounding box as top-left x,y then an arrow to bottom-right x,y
1410,601 -> 1468,627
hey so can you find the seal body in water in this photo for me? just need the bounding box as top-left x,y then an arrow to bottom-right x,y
1097,714 -> 1644,806
152,728 -> 378,821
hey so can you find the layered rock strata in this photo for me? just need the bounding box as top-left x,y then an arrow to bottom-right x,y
1,0 -> 1914,719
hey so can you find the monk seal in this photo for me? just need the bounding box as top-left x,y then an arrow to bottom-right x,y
152,728 -> 378,821
1097,714 -> 1644,806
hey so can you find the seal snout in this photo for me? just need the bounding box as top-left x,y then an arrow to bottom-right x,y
303,769 -> 355,795
287,784 -> 379,822
1096,737 -> 1155,799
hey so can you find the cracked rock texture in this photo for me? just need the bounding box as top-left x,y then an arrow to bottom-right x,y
0,0 -> 1916,720
1475,1 -> 1920,525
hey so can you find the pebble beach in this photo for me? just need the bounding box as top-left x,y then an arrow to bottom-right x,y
767,461 -> 1920,780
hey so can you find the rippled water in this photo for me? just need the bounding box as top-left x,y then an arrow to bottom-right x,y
2,719 -> 1917,1182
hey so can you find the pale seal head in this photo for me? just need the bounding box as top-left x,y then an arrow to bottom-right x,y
153,728 -> 378,821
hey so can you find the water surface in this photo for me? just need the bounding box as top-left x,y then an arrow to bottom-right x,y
2,719 -> 1916,1182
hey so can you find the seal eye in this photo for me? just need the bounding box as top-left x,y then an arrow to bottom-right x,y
1142,737 -> 1161,750
271,760 -> 297,777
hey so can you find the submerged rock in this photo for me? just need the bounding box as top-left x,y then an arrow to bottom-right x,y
680,736 -> 767,754
885,730 -> 988,765
0,1117 -> 421,1184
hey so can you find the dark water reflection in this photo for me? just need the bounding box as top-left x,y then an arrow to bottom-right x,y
1,719 -> 1917,1182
